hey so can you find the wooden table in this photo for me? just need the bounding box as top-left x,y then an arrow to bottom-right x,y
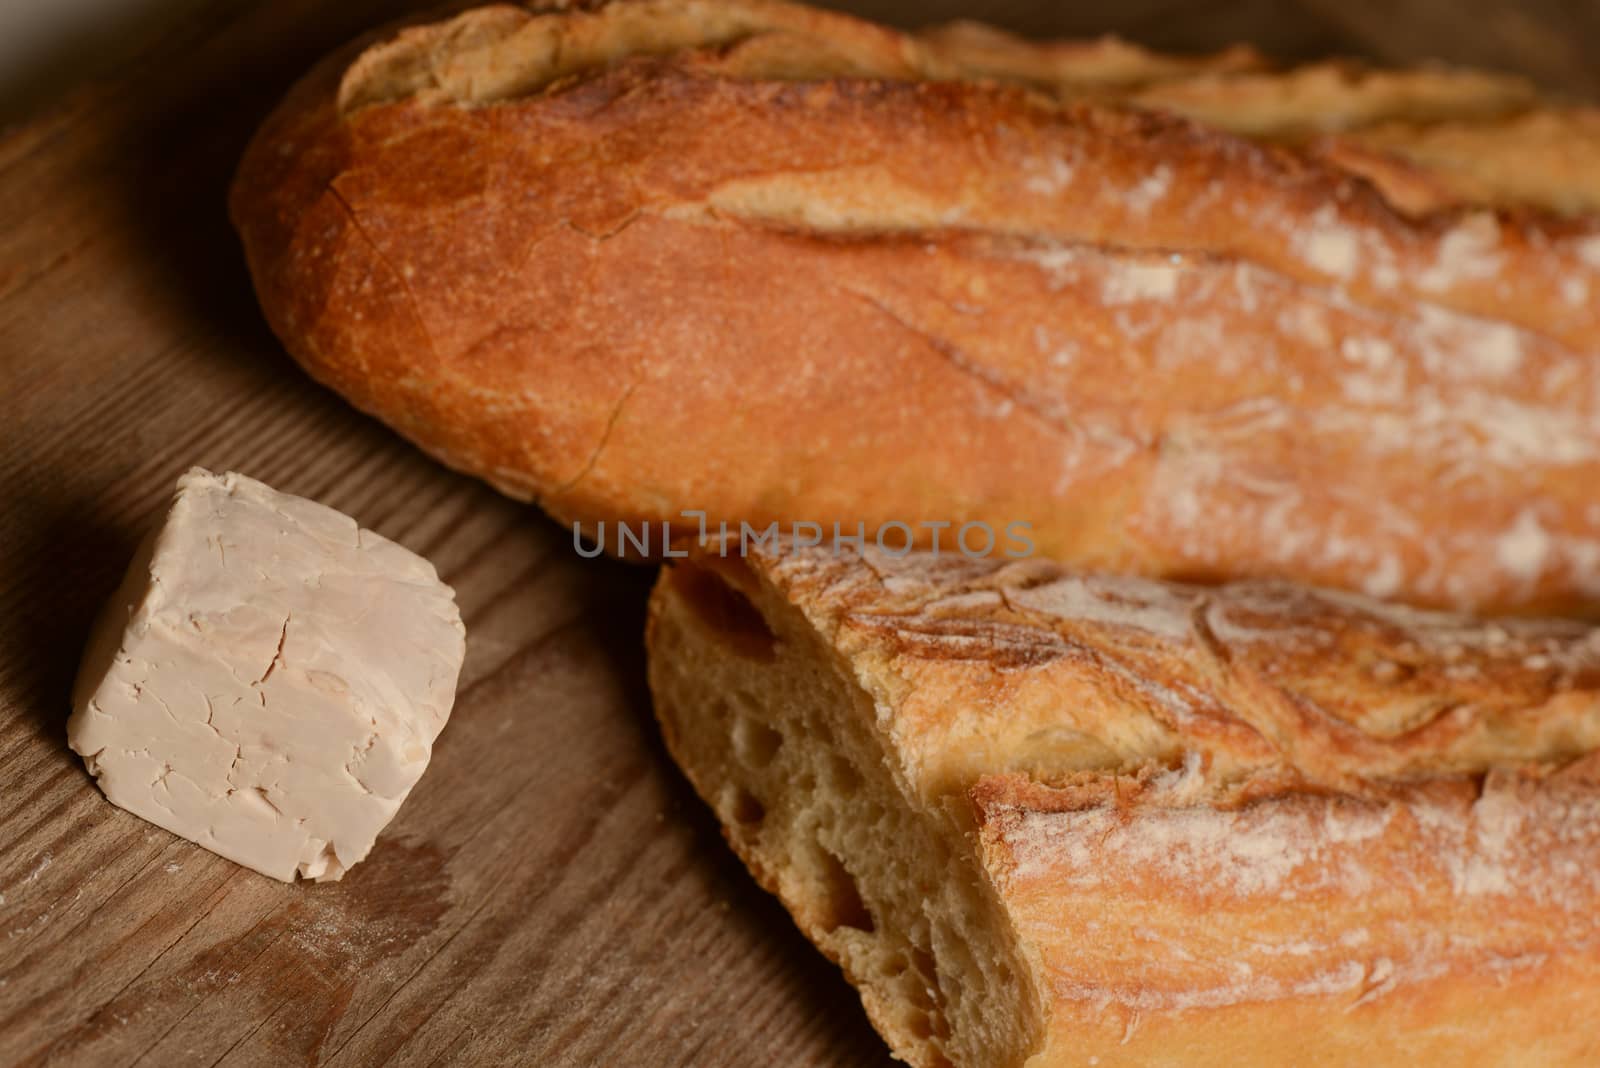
1,2 -> 1593,1064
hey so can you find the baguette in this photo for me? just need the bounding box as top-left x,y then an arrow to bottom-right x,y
231,0 -> 1600,614
645,540 -> 1600,1067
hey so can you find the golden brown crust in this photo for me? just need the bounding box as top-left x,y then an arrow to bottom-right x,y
750,543 -> 1600,796
1320,107 -> 1600,216
648,541 -> 1600,1066
232,0 -> 1600,615
976,762 -> 1600,1066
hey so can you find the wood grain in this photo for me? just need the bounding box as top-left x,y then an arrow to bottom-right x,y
0,1 -> 1593,1065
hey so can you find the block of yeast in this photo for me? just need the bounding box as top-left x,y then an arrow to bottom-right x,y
67,468 -> 466,882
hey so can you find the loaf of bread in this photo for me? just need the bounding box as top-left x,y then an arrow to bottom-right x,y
646,540 -> 1600,1067
231,0 -> 1600,614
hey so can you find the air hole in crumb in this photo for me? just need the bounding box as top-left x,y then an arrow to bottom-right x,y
730,787 -> 765,825
817,848 -> 874,933
669,563 -> 776,660
907,1012 -> 952,1047
732,717 -> 784,768
911,946 -> 939,981
830,755 -> 863,796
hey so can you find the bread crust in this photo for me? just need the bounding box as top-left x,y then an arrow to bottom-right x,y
975,765 -> 1600,1067
232,0 -> 1600,614
646,541 -> 1600,1066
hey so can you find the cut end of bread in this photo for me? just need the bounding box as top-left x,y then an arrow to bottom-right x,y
647,543 -> 1600,1067
647,555 -> 1043,1068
